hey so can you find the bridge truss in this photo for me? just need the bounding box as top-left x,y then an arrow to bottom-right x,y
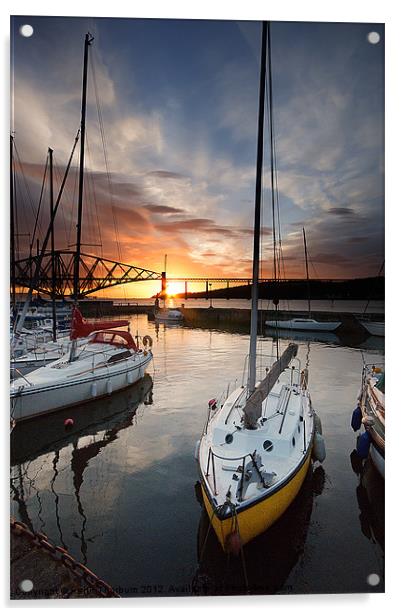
14,251 -> 162,299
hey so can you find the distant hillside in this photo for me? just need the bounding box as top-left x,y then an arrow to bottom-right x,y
176,277 -> 384,301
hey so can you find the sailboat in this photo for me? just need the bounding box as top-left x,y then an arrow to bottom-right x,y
265,228 -> 341,332
10,33 -> 153,423
196,22 -> 325,553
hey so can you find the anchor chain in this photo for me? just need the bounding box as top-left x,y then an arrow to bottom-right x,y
11,518 -> 120,598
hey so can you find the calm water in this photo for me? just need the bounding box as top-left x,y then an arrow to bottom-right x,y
10,316 -> 384,596
115,298 -> 385,314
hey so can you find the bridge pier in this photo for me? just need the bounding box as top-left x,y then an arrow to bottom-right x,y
161,271 -> 166,297
205,280 -> 209,300
226,281 -> 230,300
185,281 -> 188,300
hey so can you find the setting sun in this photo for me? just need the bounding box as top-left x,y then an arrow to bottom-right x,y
166,282 -> 184,297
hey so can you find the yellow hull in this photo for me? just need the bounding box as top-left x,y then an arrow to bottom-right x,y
201,450 -> 312,551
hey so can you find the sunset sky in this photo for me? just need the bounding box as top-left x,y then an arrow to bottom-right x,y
11,17 -> 384,298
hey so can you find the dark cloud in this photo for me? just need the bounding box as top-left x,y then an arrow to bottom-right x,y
146,170 -> 188,180
143,204 -> 185,215
328,207 -> 358,217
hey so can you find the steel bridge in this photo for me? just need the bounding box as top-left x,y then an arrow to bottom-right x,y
13,251 -> 347,299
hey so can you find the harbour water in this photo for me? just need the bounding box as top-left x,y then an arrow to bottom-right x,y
10,315 -> 384,596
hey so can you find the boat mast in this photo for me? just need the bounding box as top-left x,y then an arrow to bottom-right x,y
302,227 -> 311,317
10,135 -> 16,310
70,32 -> 93,361
248,21 -> 267,394
49,148 -> 57,341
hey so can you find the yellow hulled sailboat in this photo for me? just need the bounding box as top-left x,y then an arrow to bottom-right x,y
196,22 -> 325,553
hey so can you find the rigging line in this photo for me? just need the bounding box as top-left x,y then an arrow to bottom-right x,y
90,51 -> 123,264
266,23 -> 279,359
53,157 -> 70,248
13,141 -> 45,243
30,153 -> 49,256
68,161 -> 79,248
363,259 -> 384,314
85,133 -> 104,258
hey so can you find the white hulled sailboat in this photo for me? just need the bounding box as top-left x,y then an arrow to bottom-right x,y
10,33 -> 153,423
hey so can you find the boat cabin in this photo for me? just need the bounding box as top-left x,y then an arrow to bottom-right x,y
88,330 -> 137,350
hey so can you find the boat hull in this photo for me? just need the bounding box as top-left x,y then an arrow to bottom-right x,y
200,448 -> 312,551
370,442 -> 385,478
360,321 -> 385,337
265,319 -> 340,332
10,354 -> 152,422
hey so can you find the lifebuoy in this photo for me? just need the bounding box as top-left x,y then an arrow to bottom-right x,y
142,335 -> 153,348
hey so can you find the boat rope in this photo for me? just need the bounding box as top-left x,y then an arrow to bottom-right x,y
10,517 -> 120,597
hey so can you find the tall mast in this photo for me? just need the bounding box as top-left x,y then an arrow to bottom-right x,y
248,21 -> 267,394
10,135 -> 16,309
70,32 -> 93,361
302,227 -> 311,316
49,147 -> 57,341
73,32 -> 93,302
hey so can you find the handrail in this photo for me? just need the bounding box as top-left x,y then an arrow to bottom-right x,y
205,446 -> 267,501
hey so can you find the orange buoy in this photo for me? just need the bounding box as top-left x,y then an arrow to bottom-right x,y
225,531 -> 242,556
64,418 -> 74,428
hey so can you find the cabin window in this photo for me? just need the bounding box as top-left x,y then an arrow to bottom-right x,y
107,350 -> 132,363
292,437 -> 296,447
263,440 -> 273,452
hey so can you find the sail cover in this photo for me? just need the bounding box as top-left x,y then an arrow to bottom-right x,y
70,306 -> 129,339
243,343 -> 298,429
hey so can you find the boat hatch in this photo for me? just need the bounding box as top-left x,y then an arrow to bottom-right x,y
88,330 -> 137,350
107,350 -> 133,363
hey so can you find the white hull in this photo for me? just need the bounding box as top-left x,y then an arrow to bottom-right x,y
360,321 -> 385,337
370,444 -> 385,478
155,310 -> 183,323
11,349 -> 152,422
10,336 -> 88,373
265,318 -> 340,332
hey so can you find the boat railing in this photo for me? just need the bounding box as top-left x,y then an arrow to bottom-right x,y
205,447 -> 265,502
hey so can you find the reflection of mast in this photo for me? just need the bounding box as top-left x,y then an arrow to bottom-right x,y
50,450 -> 68,549
10,465 -> 33,531
69,414 -> 136,563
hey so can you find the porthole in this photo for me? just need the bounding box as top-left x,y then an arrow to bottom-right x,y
225,433 -> 234,444
263,440 -> 273,452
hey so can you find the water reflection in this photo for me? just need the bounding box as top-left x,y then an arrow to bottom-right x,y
192,465 -> 325,595
350,452 -> 384,553
11,376 -> 153,563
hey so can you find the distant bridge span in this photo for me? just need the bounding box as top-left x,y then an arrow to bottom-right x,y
13,250 -> 348,299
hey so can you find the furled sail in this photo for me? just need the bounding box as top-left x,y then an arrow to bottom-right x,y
70,306 -> 129,339
243,343 -> 298,429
